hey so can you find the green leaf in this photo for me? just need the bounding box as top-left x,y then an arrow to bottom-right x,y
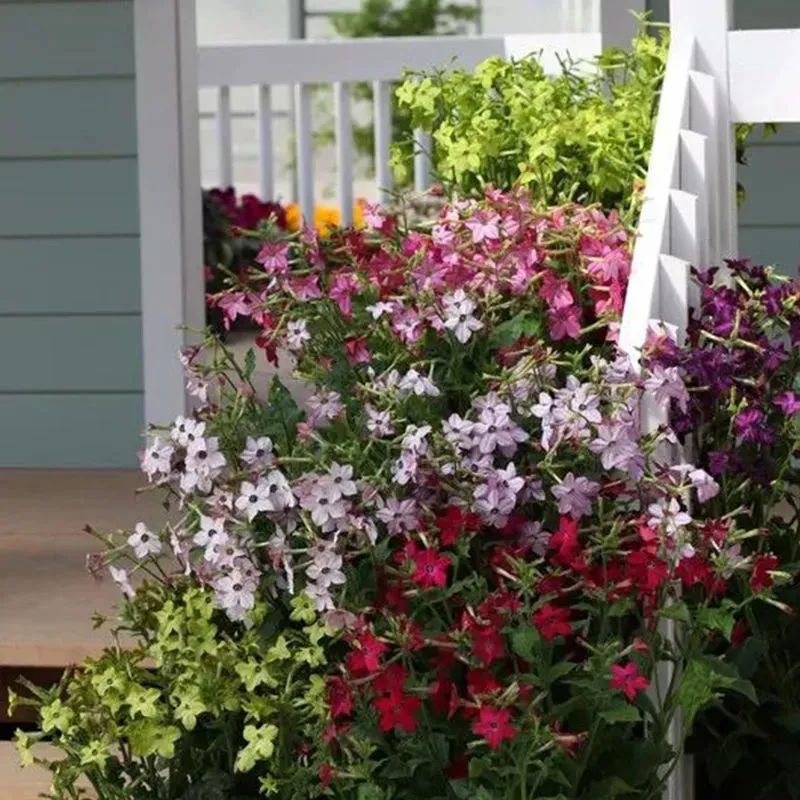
599,702 -> 641,724
510,625 -> 538,661
678,658 -> 757,727
659,601 -> 690,624
697,603 -> 736,640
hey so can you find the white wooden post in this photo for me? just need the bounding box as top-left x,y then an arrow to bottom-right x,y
216,85 -> 233,187
373,80 -> 394,203
671,0 -> 736,260
134,0 -> 204,424
294,83 -> 315,224
334,82 -> 354,226
256,84 -> 274,200
599,0 -> 646,50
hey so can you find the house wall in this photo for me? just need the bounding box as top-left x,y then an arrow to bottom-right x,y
648,0 -> 800,274
0,0 -> 142,467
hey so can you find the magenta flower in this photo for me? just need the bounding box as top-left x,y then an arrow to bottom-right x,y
774,391 -> 800,415
547,305 -> 582,341
329,272 -> 360,317
255,241 -> 289,274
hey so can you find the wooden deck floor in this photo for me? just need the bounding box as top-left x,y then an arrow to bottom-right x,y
0,469 -> 164,795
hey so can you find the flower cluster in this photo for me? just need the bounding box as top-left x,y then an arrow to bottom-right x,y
31,194 -> 781,799
644,260 -> 800,799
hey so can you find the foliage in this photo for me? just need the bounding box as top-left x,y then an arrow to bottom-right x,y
331,0 -> 478,38
392,30 -> 669,216
643,260 -> 800,800
325,0 -> 479,181
13,583 -> 330,799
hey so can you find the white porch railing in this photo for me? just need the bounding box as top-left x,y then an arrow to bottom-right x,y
196,34 -> 602,220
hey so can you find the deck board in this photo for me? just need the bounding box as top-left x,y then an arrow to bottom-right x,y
0,470 -> 165,667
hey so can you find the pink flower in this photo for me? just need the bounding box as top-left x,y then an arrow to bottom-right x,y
464,211 -> 499,243
539,273 -> 574,309
362,201 -> 386,230
288,273 -> 322,300
547,305 -> 582,340
472,706 -> 517,750
329,272 -> 360,317
610,662 -> 649,702
391,307 -> 424,345
255,241 -> 289,274
216,292 -> 250,329
345,336 -> 371,365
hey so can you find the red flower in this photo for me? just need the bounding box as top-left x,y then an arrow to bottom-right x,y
347,632 -> 388,676
436,505 -> 480,546
467,668 -> 501,698
373,663 -> 408,699
326,676 -> 353,719
471,706 -> 517,750
471,624 -> 506,665
610,662 -> 649,702
675,554 -> 713,591
319,763 -> 336,787
549,515 -> 584,570
751,553 -> 779,591
731,618 -> 749,648
411,548 -> 451,589
533,604 -> 572,641
446,753 -> 469,780
430,678 -> 460,718
373,693 -> 421,734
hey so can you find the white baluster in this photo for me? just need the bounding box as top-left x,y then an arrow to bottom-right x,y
413,130 -> 432,193
256,84 -> 273,201
334,82 -> 353,226
294,83 -> 314,226
217,85 -> 233,187
373,80 -> 393,203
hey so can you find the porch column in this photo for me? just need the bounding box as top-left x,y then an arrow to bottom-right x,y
134,0 -> 204,425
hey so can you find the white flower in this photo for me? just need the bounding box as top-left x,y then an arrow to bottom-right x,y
306,581 -> 335,612
519,521 -> 551,557
285,319 -> 311,350
193,515 -> 227,548
306,547 -> 346,588
109,566 -> 135,599
306,391 -> 343,427
648,497 -> 692,536
214,567 -> 257,621
235,472 -> 295,520
366,405 -> 394,438
551,473 -> 600,518
128,523 -> 161,559
377,497 -> 418,534
328,463 -> 357,497
171,416 -> 205,447
442,290 -> 483,343
241,436 -> 274,469
689,468 -> 720,503
301,478 -> 348,526
398,369 -> 440,398
644,364 -> 689,412
141,436 -> 173,480
366,301 -> 395,319
186,437 -> 226,473
186,375 -> 209,404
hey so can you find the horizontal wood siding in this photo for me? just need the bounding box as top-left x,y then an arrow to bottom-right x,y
0,0 -> 142,468
0,394 -> 143,468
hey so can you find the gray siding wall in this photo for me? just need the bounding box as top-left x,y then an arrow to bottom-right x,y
648,0 -> 800,274
0,0 -> 143,467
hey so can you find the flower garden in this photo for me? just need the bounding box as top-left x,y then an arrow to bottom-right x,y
11,25 -> 800,800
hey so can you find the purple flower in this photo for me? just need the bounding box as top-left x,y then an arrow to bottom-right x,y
708,450 -> 732,477
734,407 -> 773,444
644,364 -> 689,412
774,391 -> 800,415
551,473 -> 600,518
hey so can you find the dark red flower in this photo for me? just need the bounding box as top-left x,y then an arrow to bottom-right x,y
436,505 -> 480,546
549,515 -> 584,570
411,548 -> 451,589
373,693 -> 421,734
319,763 -> 336,787
373,663 -> 408,699
471,624 -> 506,665
533,604 -> 572,641
326,676 -> 353,719
471,705 -> 517,749
731,618 -> 749,648
467,668 -> 501,699
430,677 -> 460,718
610,662 -> 649,702
347,632 -> 388,676
446,753 -> 469,780
751,553 -> 779,591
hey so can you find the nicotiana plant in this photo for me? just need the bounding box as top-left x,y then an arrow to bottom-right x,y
644,260 -> 800,800
19,192 -> 782,799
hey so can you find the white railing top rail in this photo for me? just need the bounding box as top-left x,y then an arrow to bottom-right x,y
197,33 -> 601,86
618,34 -> 694,363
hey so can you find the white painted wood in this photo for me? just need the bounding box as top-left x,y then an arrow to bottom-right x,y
134,0 -> 203,423
334,82 -> 353,227
373,80 -> 393,203
256,84 -> 273,200
294,83 -> 314,225
413,130 -> 432,193
670,0 -> 736,259
599,0 -> 646,51
679,128 -> 709,266
197,34 -> 600,88
669,188 -> 700,266
660,253 -> 692,340
216,85 -> 233,187
688,70 -> 719,265
619,34 -> 693,363
728,29 -> 800,123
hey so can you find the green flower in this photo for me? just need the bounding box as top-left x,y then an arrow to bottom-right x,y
235,723 -> 278,773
